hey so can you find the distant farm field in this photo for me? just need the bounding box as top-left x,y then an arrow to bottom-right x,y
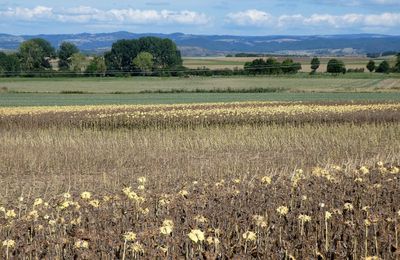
2,92 -> 400,106
183,56 -> 397,72
1,75 -> 400,106
1,75 -> 399,93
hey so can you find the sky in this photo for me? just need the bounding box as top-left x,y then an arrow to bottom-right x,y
0,0 -> 400,35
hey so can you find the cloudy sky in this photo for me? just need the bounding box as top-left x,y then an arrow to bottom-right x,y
0,0 -> 400,35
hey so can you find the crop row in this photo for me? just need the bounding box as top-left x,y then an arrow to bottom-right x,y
1,102 -> 400,129
0,163 -> 399,259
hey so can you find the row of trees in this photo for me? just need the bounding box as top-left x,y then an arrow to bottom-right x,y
0,37 -> 183,76
309,55 -> 400,74
366,54 -> 400,73
0,39 -> 107,76
243,58 -> 302,75
0,37 -> 399,77
105,38 -> 182,74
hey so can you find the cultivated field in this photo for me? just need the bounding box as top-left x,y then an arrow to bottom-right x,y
1,101 -> 400,258
183,56 -> 397,72
1,75 -> 400,106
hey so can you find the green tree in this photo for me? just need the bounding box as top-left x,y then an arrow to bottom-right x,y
0,52 -> 20,76
310,57 -> 320,74
244,58 -> 266,75
394,53 -> 400,72
70,53 -> 87,73
132,52 -> 154,75
376,60 -> 390,73
327,59 -> 346,74
18,38 -> 54,71
58,42 -> 79,70
29,38 -> 55,57
86,56 -> 107,76
366,60 -> 376,72
105,37 -> 182,74
282,59 -> 302,74
265,58 -> 281,74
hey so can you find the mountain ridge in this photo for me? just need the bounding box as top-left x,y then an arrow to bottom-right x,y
0,32 -> 399,56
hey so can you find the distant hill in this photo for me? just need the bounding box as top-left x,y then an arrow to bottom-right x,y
0,32 -> 399,56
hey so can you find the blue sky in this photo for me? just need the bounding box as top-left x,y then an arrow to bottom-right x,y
1,0 -> 400,35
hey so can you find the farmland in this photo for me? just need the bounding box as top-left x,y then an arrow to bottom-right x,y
1,63 -> 400,259
1,75 -> 400,106
0,101 -> 400,258
183,56 -> 398,72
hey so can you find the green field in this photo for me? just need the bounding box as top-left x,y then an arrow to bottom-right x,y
1,75 -> 399,106
1,75 -> 399,93
2,92 -> 400,106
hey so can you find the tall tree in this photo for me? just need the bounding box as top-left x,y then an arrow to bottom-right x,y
394,53 -> 400,72
0,52 -> 20,76
366,60 -> 376,72
86,56 -> 107,76
327,59 -> 346,74
29,38 -> 55,58
18,38 -> 54,71
132,52 -> 154,75
282,58 -> 302,74
58,42 -> 79,70
105,37 -> 182,74
376,60 -> 390,73
70,53 -> 87,73
310,57 -> 320,74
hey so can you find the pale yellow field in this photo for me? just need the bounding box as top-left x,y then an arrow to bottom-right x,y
183,56 -> 396,72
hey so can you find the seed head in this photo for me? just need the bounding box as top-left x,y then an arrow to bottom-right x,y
188,229 -> 205,243
242,231 -> 257,241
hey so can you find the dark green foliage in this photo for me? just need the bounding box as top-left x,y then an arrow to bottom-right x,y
105,37 -> 182,74
376,61 -> 390,73
18,39 -> 55,71
235,53 -> 265,57
281,59 -> 302,74
366,60 -> 376,72
347,68 -> 365,73
58,42 -> 79,70
310,57 -> 320,74
29,38 -> 56,58
394,53 -> 400,72
327,59 -> 346,74
86,57 -> 107,76
0,52 -> 20,76
244,58 -> 301,75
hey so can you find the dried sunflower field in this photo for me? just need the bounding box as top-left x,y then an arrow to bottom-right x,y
1,101 -> 400,259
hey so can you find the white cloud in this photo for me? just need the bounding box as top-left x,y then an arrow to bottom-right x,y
371,0 -> 400,4
226,10 -> 273,26
227,9 -> 400,29
0,6 -> 210,25
2,6 -> 53,20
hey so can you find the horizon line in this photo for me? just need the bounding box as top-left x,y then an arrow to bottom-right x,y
2,31 -> 400,38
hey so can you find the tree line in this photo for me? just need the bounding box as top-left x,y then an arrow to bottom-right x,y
309,55 -> 400,74
0,37 -> 183,77
0,37 -> 399,77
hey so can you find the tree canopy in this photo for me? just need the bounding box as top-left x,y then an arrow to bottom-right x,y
18,39 -> 55,71
0,52 -> 20,76
86,56 -> 107,76
132,52 -> 154,75
394,53 -> 400,72
310,57 -> 320,74
376,60 -> 390,73
58,42 -> 79,70
105,37 -> 182,73
366,60 -> 376,72
244,58 -> 301,75
327,59 -> 346,74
